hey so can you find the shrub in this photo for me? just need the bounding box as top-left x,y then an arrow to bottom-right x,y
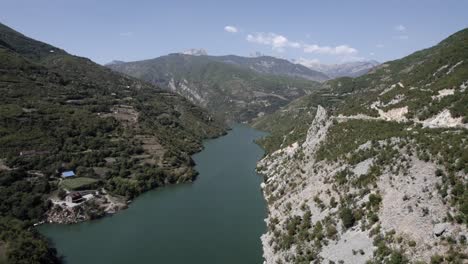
368,193 -> 382,208
430,255 -> 444,264
340,207 -> 355,229
57,189 -> 66,200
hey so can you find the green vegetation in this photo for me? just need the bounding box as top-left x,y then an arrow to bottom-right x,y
0,170 -> 52,222
60,177 -> 99,190
316,120 -> 406,161
0,218 -> 60,264
259,28 -> 468,263
333,28 -> 468,121
254,28 -> 468,155
339,207 -> 355,229
253,87 -> 345,153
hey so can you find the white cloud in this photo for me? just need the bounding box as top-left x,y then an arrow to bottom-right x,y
224,26 -> 238,33
393,25 -> 408,40
246,32 -> 357,55
394,24 -> 406,32
294,57 -> 320,67
394,35 -> 409,40
119,32 -> 133,37
303,44 -> 357,55
376,44 -> 384,48
246,32 -> 300,52
369,52 -> 375,56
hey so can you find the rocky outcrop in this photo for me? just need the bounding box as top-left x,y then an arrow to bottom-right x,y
46,205 -> 89,224
257,106 -> 467,263
46,194 -> 128,224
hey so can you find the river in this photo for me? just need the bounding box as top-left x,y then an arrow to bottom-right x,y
39,124 -> 267,264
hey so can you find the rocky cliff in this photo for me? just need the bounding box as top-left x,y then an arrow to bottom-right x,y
258,106 -> 467,263
256,28 -> 468,264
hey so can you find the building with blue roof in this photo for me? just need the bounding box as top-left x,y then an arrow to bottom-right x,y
61,171 -> 75,178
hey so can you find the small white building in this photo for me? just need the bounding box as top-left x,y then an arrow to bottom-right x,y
65,192 -> 83,203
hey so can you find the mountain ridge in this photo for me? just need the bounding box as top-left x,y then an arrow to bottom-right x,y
255,27 -> 468,263
297,59 -> 380,78
107,53 -> 322,122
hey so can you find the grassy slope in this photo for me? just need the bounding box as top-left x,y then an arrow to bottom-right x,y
60,178 -> 99,190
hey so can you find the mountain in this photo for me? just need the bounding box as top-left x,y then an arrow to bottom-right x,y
299,60 -> 380,78
255,28 -> 468,263
0,22 -> 225,263
105,60 -> 126,66
107,54 -> 322,122
212,55 -> 329,82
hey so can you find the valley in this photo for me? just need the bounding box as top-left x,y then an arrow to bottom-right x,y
39,124 -> 267,264
0,22 -> 226,263
0,4 -> 467,264
106,54 -> 323,122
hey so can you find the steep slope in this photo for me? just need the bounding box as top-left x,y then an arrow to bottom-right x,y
256,28 -> 468,263
303,60 -> 380,78
107,54 -> 321,122
0,23 -> 225,263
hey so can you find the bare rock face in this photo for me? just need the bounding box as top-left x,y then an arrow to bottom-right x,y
46,205 -> 88,224
257,105 -> 468,264
255,28 -> 468,264
302,105 -> 331,151
46,194 -> 128,224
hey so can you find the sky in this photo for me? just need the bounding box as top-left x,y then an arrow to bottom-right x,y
1,0 -> 468,65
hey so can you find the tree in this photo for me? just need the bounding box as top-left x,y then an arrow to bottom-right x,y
57,189 -> 66,200
340,207 -> 355,229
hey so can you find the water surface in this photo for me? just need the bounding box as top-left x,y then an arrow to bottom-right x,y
40,124 -> 267,264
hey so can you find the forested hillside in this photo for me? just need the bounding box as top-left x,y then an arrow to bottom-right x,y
0,23 -> 226,264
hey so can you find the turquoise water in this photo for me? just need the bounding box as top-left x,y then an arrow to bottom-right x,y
39,124 -> 267,264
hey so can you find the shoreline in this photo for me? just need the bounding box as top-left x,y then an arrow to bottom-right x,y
37,127 -> 230,227
38,124 -> 269,264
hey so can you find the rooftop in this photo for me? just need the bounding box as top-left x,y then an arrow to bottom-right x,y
61,171 -> 75,178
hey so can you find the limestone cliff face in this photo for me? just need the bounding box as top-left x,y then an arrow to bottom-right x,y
257,106 -> 467,264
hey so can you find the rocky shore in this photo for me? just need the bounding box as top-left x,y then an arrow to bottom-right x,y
45,193 -> 128,224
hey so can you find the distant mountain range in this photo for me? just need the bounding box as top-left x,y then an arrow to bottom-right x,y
105,60 -> 126,66
107,54 -> 321,121
295,59 -> 380,78
105,52 -> 382,122
211,55 -> 329,82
